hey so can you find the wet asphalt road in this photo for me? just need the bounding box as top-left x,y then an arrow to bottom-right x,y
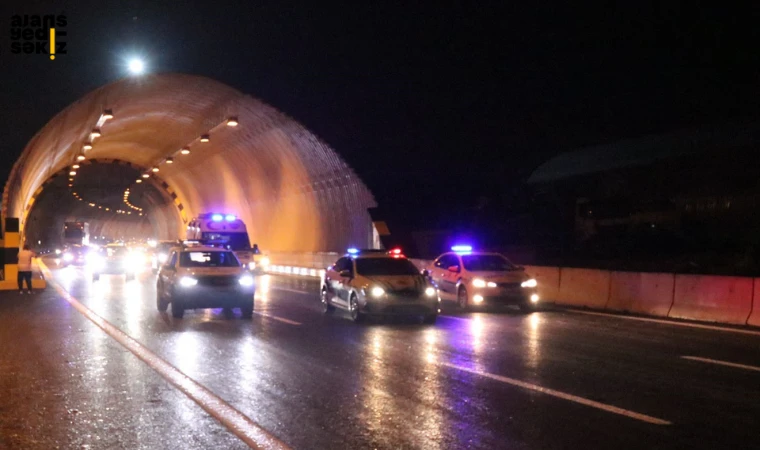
1,257 -> 759,449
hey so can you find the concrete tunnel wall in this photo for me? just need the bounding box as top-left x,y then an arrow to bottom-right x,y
2,73 -> 376,251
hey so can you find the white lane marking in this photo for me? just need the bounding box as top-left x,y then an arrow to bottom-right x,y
253,311 -> 302,326
272,287 -> 312,295
441,362 -> 671,425
39,260 -> 290,450
566,310 -> 760,336
681,356 -> 760,372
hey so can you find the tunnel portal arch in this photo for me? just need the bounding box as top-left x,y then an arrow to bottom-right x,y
3,73 -> 376,251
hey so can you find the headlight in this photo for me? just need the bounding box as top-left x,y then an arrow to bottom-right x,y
179,276 -> 198,287
248,262 -> 256,270
158,253 -> 168,263
63,253 -> 74,262
521,279 -> 537,288
260,257 -> 270,267
239,275 -> 254,287
370,286 -> 385,298
472,278 -> 486,288
55,249 -> 62,255
425,287 -> 436,297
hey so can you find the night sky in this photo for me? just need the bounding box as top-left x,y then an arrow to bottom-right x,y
1,1 -> 759,227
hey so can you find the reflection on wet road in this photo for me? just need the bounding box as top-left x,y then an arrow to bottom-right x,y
4,258 -> 760,449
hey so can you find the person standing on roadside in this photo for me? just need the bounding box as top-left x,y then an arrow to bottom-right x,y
17,245 -> 35,294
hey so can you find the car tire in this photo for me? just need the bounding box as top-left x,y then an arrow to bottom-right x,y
171,299 -> 184,319
240,300 -> 254,319
156,290 -> 169,312
92,273 -> 100,281
349,294 -> 364,323
423,314 -> 438,324
321,286 -> 335,313
457,285 -> 469,309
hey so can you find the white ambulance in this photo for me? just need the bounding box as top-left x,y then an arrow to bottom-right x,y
186,213 -> 254,270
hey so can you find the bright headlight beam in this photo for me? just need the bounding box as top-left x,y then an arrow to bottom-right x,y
521,279 -> 537,288
371,286 -> 385,298
472,278 -> 486,288
128,58 -> 145,74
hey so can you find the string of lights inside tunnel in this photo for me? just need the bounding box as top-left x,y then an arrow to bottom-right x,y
64,105 -> 239,218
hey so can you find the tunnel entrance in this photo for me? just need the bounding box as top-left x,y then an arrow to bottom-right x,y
3,73 -> 376,252
23,159 -> 181,249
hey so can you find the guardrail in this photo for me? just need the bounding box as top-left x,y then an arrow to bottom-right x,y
264,252 -> 760,327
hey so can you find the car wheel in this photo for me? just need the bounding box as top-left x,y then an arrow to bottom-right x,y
171,299 -> 184,319
423,314 -> 438,324
92,273 -> 100,281
240,299 -> 254,319
156,289 -> 168,312
349,294 -> 364,323
457,285 -> 469,309
321,286 -> 335,313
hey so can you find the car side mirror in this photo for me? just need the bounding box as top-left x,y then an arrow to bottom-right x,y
448,265 -> 460,273
339,269 -> 353,278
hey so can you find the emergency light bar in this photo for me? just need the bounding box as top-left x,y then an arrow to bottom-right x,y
211,214 -> 223,222
347,248 -> 359,254
451,245 -> 473,253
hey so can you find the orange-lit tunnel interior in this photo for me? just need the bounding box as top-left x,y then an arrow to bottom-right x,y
3,74 -> 376,252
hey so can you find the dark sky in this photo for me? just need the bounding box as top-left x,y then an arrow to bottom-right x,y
2,1 -> 759,225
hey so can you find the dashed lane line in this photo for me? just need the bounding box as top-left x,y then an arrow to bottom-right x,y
441,362 -> 671,425
253,311 -> 302,326
681,356 -> 760,372
38,259 -> 290,450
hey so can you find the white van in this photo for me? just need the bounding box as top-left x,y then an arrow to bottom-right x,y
186,213 -> 254,269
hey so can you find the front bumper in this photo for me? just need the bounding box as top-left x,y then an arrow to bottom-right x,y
362,296 -> 439,316
173,286 -> 255,309
469,287 -> 538,306
93,264 -> 136,274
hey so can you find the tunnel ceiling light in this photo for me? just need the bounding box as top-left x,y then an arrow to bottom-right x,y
142,173 -> 150,178
83,143 -> 92,150
152,167 -> 159,172
77,154 -> 86,161
102,109 -> 113,120
72,164 -> 80,169
69,171 -> 77,176
136,179 -> 142,183
90,128 -> 101,138
98,206 -> 102,209
105,208 -> 109,211
180,147 -> 191,155
200,134 -> 210,143
226,117 -> 238,127
166,157 -> 174,164
68,184 -> 72,187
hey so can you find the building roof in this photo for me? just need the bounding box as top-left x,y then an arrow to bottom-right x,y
527,120 -> 760,184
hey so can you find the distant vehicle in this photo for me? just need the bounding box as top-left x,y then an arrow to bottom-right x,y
156,245 -> 255,319
88,245 -> 140,281
186,213 -> 254,270
320,248 -> 439,323
425,245 -> 539,311
62,222 -> 89,246
61,245 -> 88,266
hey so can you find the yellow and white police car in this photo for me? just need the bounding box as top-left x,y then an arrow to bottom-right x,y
321,248 -> 440,323
426,245 -> 539,311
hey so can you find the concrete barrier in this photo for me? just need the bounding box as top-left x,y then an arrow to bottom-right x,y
669,275 -> 753,325
557,268 -> 610,309
606,272 -> 675,317
747,278 -> 760,327
524,265 -> 560,302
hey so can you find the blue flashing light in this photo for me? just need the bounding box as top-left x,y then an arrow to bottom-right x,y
225,214 -> 236,222
451,245 -> 473,253
211,214 -> 223,222
347,248 -> 359,255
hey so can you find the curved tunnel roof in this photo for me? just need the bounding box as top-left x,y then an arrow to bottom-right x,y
3,73 -> 376,251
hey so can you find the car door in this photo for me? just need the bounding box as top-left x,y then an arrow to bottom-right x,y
325,257 -> 351,307
159,251 -> 179,298
439,254 -> 461,294
430,255 -> 448,289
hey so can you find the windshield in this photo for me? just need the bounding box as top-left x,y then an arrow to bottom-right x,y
179,251 -> 240,268
355,258 -> 420,276
201,232 -> 250,251
461,254 -> 518,272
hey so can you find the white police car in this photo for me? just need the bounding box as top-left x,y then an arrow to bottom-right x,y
321,248 -> 440,323
426,245 -> 539,311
